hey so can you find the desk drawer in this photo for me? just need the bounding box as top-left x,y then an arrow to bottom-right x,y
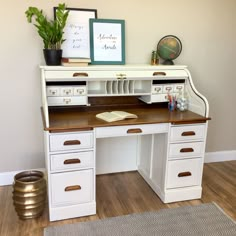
50,151 -> 94,171
47,86 -> 87,96
51,169 -> 94,206
152,85 -> 163,94
73,86 -> 87,95
49,132 -> 93,152
47,96 -> 87,106
170,124 -> 206,142
96,123 -> 168,138
169,142 -> 204,159
166,158 -> 202,189
151,94 -> 168,102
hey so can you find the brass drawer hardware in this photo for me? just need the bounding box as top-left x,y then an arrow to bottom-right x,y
116,73 -> 127,80
153,72 -> 166,76
73,72 -> 88,77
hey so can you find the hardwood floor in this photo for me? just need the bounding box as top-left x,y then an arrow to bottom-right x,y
0,161 -> 235,236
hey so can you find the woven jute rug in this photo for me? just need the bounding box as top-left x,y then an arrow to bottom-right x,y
44,203 -> 236,236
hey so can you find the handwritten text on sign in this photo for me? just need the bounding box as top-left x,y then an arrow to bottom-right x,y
61,10 -> 95,58
93,23 -> 122,61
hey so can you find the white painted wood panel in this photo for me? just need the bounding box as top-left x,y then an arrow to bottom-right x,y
96,123 -> 168,138
51,169 -> 94,206
170,124 -> 206,142
166,158 -> 202,189
169,142 -> 204,159
50,151 -> 94,171
49,132 -> 93,152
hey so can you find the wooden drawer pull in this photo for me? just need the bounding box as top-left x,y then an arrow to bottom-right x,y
64,158 -> 81,165
181,131 -> 196,136
127,128 -> 142,134
73,72 -> 88,77
180,148 -> 194,153
153,72 -> 166,76
65,185 -> 81,192
63,140 -> 81,146
178,172 -> 192,177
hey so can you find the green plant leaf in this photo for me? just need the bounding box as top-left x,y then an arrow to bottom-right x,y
25,3 -> 69,49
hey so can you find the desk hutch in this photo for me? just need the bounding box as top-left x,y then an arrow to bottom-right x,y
40,65 -> 210,221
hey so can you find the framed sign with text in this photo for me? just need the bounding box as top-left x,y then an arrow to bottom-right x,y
89,19 -> 125,64
54,7 -> 97,58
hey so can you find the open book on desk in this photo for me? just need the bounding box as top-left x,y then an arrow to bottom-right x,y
96,111 -> 138,122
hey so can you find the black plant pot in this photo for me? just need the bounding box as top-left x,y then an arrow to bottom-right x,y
43,49 -> 62,66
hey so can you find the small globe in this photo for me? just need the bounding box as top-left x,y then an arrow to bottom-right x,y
157,35 -> 182,65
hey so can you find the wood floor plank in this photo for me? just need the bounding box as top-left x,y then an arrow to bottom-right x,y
0,161 -> 235,236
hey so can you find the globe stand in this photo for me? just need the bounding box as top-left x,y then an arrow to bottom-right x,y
163,59 -> 174,65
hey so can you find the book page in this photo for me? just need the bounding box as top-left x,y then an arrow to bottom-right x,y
96,112 -> 123,122
110,111 -> 137,119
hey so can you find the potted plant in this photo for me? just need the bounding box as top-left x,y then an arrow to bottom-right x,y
25,3 -> 69,65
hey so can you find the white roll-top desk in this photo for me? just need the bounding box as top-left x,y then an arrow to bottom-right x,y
40,65 -> 210,221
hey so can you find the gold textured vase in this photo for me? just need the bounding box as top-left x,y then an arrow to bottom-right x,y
12,170 -> 46,220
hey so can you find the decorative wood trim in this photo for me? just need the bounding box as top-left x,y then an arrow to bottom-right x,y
49,127 -> 94,133
171,120 -> 209,125
204,150 -> 236,163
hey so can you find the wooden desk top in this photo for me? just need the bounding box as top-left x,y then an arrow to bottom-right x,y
43,104 -> 210,132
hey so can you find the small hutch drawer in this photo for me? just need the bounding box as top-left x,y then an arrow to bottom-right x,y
51,169 -> 94,206
151,85 -> 163,94
49,132 -> 94,152
47,96 -> 87,106
46,86 -> 60,96
173,84 -> 184,93
151,94 -> 168,102
73,86 -> 87,95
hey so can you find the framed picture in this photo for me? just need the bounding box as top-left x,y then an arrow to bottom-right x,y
54,7 -> 97,58
89,19 -> 125,65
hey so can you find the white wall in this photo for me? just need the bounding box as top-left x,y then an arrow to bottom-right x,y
0,0 -> 235,172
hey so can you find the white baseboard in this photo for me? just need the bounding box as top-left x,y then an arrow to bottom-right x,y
0,168 -> 46,186
0,151 -> 236,186
204,150 -> 236,163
